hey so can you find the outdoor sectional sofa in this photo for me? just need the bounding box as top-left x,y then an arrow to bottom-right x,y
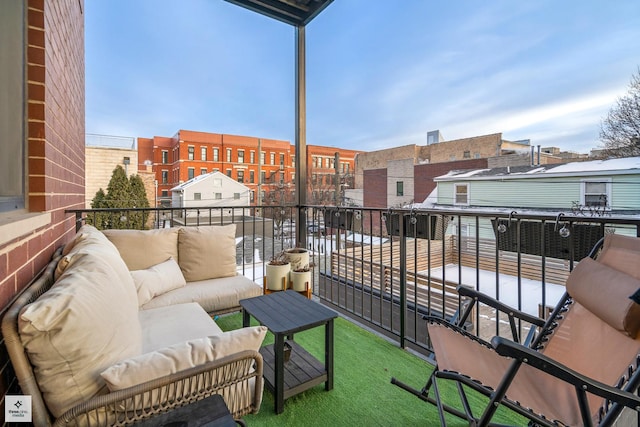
2,224 -> 265,426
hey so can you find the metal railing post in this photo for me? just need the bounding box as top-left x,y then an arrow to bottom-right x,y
399,213 -> 407,348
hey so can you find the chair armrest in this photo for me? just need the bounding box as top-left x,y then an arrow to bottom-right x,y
491,336 -> 640,410
457,285 -> 546,328
54,350 -> 263,427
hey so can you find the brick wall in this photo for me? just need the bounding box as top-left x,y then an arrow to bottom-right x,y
414,159 -> 488,203
0,0 -> 85,416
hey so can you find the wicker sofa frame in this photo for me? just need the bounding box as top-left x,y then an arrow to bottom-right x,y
2,248 -> 263,426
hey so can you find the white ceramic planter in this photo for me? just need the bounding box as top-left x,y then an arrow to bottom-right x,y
285,248 -> 309,271
289,270 -> 311,292
265,262 -> 290,291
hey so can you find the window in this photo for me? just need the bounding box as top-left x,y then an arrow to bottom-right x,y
249,170 -> 255,183
250,151 -> 255,164
213,148 -> 219,161
279,153 -> 285,167
161,190 -> 168,197
194,193 -> 201,201
454,184 -> 469,205
238,150 -> 244,163
396,181 -> 404,196
582,179 -> 611,208
279,172 -> 284,184
234,193 -> 241,200
188,146 -> 194,160
270,153 -> 275,165
161,170 -> 168,184
201,147 -> 207,161
200,168 -> 207,175
226,148 -> 232,162
237,170 -> 244,183
187,168 -> 194,180
1,0 -> 25,212
226,169 -> 232,178
260,151 -> 265,165
260,171 -> 266,184
162,150 -> 168,164
463,150 -> 471,159
215,193 -> 222,200
250,191 -> 255,202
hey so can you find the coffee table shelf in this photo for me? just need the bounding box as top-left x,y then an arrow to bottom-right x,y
260,340 -> 327,399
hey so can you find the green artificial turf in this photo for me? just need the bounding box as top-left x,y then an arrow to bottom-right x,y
216,313 -> 527,426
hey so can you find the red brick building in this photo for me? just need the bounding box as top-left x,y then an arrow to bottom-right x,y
138,130 -> 361,207
0,0 -> 85,405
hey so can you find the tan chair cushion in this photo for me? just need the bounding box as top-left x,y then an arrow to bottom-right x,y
19,252 -> 142,418
566,257 -> 640,338
178,225 -> 237,281
138,303 -> 223,353
131,257 -> 187,306
140,275 -> 262,313
598,234 -> 640,280
100,326 -> 267,391
103,227 -> 179,271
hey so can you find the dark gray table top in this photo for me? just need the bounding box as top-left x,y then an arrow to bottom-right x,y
240,291 -> 337,335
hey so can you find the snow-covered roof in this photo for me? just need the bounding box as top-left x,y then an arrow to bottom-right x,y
435,157 -> 640,181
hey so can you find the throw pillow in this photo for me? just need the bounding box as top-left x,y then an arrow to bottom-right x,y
100,325 -> 267,391
131,257 -> 187,306
178,225 -> 237,281
566,256 -> 640,338
103,227 -> 179,271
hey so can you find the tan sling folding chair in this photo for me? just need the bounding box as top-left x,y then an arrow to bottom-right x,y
392,234 -> 640,426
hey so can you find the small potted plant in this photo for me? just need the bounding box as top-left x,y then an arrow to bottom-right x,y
284,247 -> 309,272
289,257 -> 315,292
265,251 -> 290,291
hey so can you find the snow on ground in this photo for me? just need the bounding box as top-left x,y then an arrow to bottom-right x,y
424,264 -> 566,317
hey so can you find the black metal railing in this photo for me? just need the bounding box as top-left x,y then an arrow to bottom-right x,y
67,206 -> 640,357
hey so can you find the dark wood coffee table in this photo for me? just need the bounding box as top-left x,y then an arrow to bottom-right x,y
240,291 -> 338,414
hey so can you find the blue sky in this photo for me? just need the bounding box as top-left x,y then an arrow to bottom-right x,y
85,0 -> 640,154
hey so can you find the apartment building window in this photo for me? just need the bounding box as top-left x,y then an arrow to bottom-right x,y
213,168 -> 219,172
226,169 -> 232,178
226,148 -> 232,162
250,151 -> 255,164
161,170 -> 168,184
396,181 -> 404,196
279,172 -> 284,184
260,171 -> 266,184
161,190 -> 168,197
454,184 -> 469,205
215,193 -> 222,200
250,191 -> 255,202
270,153 -> 275,165
213,148 -> 219,161
463,150 -> 471,159
249,170 -> 255,183
237,170 -> 244,183
279,153 -> 285,167
234,193 -> 241,200
1,0 -> 25,212
237,150 -> 244,164
162,151 -> 168,164
260,151 -> 265,165
201,147 -> 207,161
188,168 -> 195,180
582,179 -> 611,208
194,193 -> 201,201
200,168 -> 207,175
312,156 -> 318,168
188,146 -> 195,160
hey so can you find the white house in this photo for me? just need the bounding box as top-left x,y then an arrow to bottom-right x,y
171,171 -> 251,217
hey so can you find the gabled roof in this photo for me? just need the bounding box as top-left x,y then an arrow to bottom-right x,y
224,0 -> 334,26
170,171 -> 246,192
435,157 -> 640,181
